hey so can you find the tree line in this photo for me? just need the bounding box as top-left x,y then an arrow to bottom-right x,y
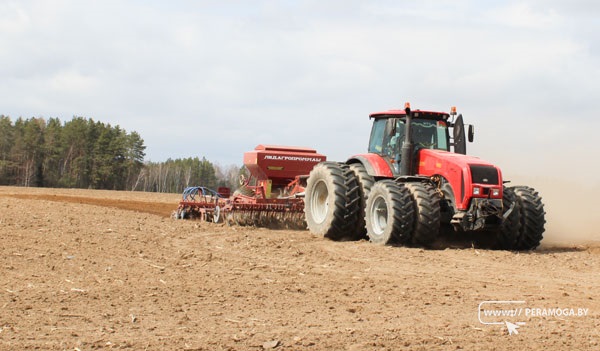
140,158 -> 242,193
0,115 -> 242,193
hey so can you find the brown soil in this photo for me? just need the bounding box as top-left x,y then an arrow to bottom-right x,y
0,186 -> 598,350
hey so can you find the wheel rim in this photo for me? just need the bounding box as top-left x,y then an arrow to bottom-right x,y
371,195 -> 388,236
310,180 -> 329,224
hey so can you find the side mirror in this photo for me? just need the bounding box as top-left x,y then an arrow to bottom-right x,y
453,114 -> 466,154
468,125 -> 474,142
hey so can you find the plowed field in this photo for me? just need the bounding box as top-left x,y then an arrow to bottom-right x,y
1,186 -> 599,350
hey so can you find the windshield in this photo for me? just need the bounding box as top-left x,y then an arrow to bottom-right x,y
368,118 -> 449,156
413,119 -> 449,151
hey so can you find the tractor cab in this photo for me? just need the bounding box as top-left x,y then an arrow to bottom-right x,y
369,115 -> 450,155
367,105 -> 471,176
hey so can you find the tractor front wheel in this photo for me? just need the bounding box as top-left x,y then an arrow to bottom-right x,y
513,186 -> 546,250
494,187 -> 521,249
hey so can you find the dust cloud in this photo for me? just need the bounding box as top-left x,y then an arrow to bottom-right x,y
508,175 -> 600,249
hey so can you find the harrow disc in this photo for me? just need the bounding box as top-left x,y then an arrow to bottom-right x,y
220,207 -> 306,229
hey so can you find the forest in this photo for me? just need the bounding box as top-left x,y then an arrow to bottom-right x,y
0,115 -> 241,193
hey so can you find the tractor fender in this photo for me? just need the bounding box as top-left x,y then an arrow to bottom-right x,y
347,154 -> 394,178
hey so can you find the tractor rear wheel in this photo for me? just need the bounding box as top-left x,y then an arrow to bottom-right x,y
494,186 -> 521,250
405,182 -> 441,247
365,180 -> 414,245
513,186 -> 546,250
349,163 -> 375,240
304,162 -> 360,241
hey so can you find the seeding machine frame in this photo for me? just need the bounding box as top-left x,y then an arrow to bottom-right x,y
175,145 -> 325,228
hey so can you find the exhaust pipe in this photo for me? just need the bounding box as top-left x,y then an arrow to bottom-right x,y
400,102 -> 414,176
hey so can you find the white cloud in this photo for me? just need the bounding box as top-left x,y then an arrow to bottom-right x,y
0,0 -> 598,182
0,2 -> 31,33
485,2 -> 562,29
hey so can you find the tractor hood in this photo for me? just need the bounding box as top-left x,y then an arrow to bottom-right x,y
418,148 -> 503,187
417,149 -> 503,209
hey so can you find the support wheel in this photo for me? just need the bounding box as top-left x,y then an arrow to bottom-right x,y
513,186 -> 545,250
304,162 -> 360,241
405,182 -> 441,247
213,206 -> 222,223
365,180 -> 414,245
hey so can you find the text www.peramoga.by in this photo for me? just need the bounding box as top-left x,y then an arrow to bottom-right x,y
482,308 -> 589,318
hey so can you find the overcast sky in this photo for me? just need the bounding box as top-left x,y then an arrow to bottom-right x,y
1,0 -> 598,184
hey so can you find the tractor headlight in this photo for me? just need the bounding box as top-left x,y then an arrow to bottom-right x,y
491,188 -> 501,197
473,187 -> 481,196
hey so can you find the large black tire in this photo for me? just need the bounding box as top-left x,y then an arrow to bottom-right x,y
494,186 -> 521,250
304,162 -> 360,241
348,163 -> 375,240
365,180 -> 415,245
513,186 -> 545,250
405,182 -> 441,247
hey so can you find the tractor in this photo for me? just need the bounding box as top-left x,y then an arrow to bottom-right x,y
304,103 -> 546,250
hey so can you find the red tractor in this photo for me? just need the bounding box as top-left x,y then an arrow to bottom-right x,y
304,103 -> 546,250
